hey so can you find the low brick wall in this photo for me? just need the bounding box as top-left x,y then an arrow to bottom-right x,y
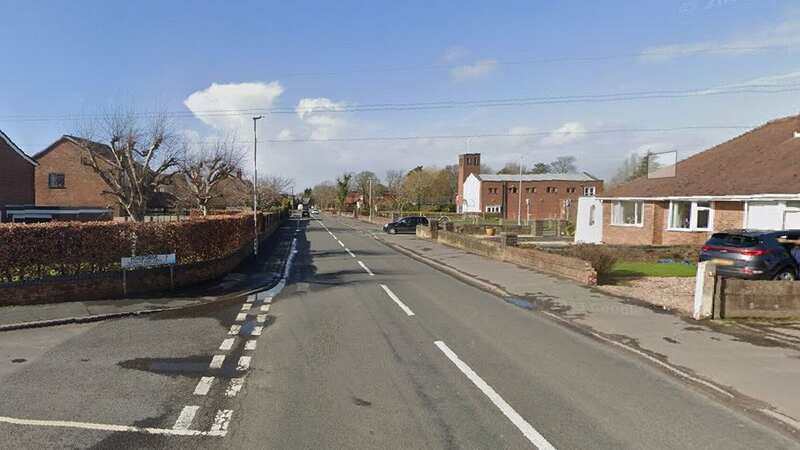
0,219 -> 284,306
434,230 -> 596,285
717,279 -> 800,319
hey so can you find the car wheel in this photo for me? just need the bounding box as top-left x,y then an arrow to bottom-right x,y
389,228 -> 397,235
773,269 -> 796,281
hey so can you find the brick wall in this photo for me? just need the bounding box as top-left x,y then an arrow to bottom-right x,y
718,278 -> 800,319
604,200 -> 745,246
34,139 -> 120,214
0,140 -> 35,208
481,179 -> 603,221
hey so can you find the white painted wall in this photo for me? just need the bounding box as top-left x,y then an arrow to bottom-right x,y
462,174 -> 481,213
574,197 -> 603,244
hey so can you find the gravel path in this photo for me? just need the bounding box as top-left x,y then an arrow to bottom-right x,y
597,277 -> 695,315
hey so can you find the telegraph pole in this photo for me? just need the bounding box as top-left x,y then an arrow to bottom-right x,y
517,156 -> 523,226
369,178 -> 373,222
252,116 -> 263,256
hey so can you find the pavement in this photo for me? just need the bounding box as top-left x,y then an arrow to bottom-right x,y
0,216 -> 797,449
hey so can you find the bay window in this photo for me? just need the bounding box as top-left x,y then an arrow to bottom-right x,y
668,201 -> 712,231
611,201 -> 643,226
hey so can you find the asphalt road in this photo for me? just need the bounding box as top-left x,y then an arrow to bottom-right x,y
0,216 -> 796,449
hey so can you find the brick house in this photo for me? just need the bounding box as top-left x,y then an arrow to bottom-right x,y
589,114 -> 800,246
0,129 -> 37,221
33,135 -> 122,216
456,153 -> 603,221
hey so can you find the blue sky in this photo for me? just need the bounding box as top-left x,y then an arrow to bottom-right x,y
2,0 -> 800,187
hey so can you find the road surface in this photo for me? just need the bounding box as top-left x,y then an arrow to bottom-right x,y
0,216 -> 796,449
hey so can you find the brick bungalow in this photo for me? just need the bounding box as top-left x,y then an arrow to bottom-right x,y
0,129 -> 37,221
456,153 -> 603,221
597,114 -> 800,246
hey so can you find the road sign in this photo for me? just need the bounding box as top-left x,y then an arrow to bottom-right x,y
121,253 -> 176,270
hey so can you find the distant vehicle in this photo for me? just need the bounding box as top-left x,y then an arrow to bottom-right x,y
699,230 -> 800,280
301,209 -> 310,218
310,206 -> 320,215
383,216 -> 428,234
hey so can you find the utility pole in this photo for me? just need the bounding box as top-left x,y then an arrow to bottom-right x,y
517,156 -> 523,226
252,116 -> 263,256
369,178 -> 373,222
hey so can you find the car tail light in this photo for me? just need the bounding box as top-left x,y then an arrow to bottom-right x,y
701,245 -> 767,256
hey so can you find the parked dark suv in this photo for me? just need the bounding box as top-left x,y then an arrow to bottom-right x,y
383,216 -> 428,234
699,230 -> 800,280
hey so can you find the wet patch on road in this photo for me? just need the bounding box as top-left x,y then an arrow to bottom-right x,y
352,396 -> 372,407
10,358 -> 26,363
662,337 -> 679,344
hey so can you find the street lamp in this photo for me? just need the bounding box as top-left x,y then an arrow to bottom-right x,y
517,155 -> 524,226
252,115 -> 263,256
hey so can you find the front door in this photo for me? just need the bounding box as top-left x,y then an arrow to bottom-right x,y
574,197 -> 603,243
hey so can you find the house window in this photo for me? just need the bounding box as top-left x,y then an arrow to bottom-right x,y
509,186 -> 518,193
48,173 -> 65,189
611,201 -> 643,226
485,205 -> 502,213
546,186 -> 557,193
583,186 -> 596,196
589,204 -> 597,226
488,187 -> 498,194
566,187 -> 576,194
668,201 -> 712,231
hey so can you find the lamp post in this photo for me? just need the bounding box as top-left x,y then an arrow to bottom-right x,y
252,115 -> 263,256
526,198 -> 530,226
517,156 -> 523,226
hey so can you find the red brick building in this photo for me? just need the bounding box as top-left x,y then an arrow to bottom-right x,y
0,129 -> 37,221
589,114 -> 800,246
456,153 -> 603,221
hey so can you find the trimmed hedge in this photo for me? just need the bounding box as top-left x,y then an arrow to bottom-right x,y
0,213 -> 279,284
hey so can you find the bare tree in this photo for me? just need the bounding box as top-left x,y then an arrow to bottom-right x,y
548,156 -> 578,174
178,135 -> 245,216
257,175 -> 294,209
78,110 -> 180,221
335,173 -> 352,211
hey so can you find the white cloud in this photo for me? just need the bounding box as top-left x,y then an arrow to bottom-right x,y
276,128 -> 294,141
441,46 -> 468,63
541,122 -> 587,146
295,97 -> 347,140
450,59 -> 497,81
183,81 -> 284,133
697,69 -> 800,94
640,18 -> 800,63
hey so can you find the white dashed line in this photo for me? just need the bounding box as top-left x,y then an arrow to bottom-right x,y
380,284 -> 415,316
228,325 -> 241,335
241,304 -> 251,311
260,304 -> 270,312
219,338 -> 235,351
193,377 -> 215,396
237,356 -> 252,371
245,340 -> 257,351
246,295 -> 255,303
0,416 -> 225,437
210,410 -> 233,434
357,260 -> 375,276
338,240 -> 345,247
235,313 -> 247,322
256,314 -> 266,323
173,405 -> 199,431
345,248 -> 356,258
209,355 -> 226,369
225,378 -> 245,397
434,341 -> 556,450
251,326 -> 263,336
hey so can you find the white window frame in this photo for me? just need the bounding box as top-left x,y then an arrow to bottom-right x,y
485,205 -> 502,213
611,201 -> 644,227
583,186 -> 596,196
667,201 -> 714,232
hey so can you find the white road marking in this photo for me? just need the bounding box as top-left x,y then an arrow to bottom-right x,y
434,341 -> 556,450
0,415 -> 226,437
379,284 -> 415,316
251,326 -> 263,336
338,240 -> 345,247
225,378 -> 245,397
246,295 -> 255,303
173,405 -> 199,431
228,325 -> 241,335
256,314 -> 266,323
219,338 -> 235,351
209,355 -> 226,369
241,304 -> 251,311
210,410 -> 233,434
357,260 -> 375,276
193,377 -> 215,396
237,356 -> 252,371
245,340 -> 257,351
235,313 -> 247,322
260,304 -> 270,312
345,248 -> 356,258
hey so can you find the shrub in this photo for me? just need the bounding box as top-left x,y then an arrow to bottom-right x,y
571,244 -> 618,281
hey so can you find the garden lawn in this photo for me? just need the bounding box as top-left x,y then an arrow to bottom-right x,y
610,261 -> 697,278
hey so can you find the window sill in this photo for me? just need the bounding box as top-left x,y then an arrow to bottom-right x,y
666,228 -> 711,233
610,223 -> 644,228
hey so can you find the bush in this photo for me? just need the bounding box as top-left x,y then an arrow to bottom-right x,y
0,212 -> 282,284
571,244 -> 618,281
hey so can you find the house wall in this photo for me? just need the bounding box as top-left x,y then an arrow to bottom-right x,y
0,140 -> 35,207
479,179 -> 604,221
462,174 -> 482,213
603,200 -> 745,246
34,140 -> 120,214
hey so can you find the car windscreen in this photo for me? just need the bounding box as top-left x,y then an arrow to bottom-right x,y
706,233 -> 760,248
